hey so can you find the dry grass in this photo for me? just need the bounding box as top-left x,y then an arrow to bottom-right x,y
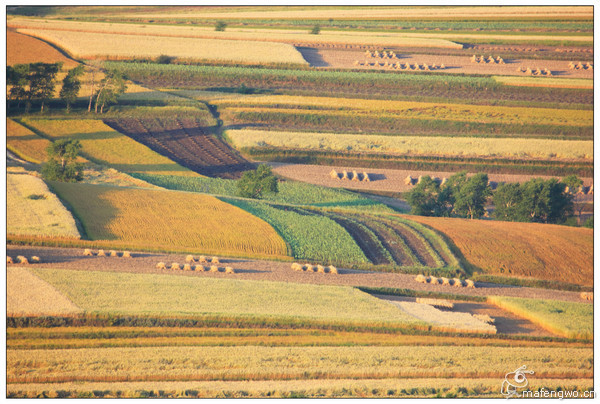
7,172 -> 81,238
7,119 -> 53,164
49,182 -> 289,257
22,119 -> 198,176
227,129 -> 592,161
17,27 -> 308,65
408,215 -> 593,286
7,268 -> 81,316
7,29 -> 78,67
390,301 -> 496,334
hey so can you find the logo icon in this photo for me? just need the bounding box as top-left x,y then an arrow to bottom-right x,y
501,365 -> 534,398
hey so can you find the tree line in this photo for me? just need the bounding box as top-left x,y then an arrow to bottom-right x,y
7,62 -> 126,114
406,171 -> 587,226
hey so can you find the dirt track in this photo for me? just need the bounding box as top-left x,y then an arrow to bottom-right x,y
7,245 -> 589,304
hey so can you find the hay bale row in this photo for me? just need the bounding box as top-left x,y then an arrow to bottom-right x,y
415,297 -> 454,309
185,255 -> 220,264
414,274 -> 476,288
82,249 -> 133,258
8,255 -> 40,264
291,262 -> 338,274
331,170 -> 370,182
356,61 -> 445,70
568,61 -> 593,70
580,292 -> 593,301
516,66 -> 553,76
471,55 -> 504,64
405,175 -> 446,186
157,262 -> 236,274
364,50 -> 398,59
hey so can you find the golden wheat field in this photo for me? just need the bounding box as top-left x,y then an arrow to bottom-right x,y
7,119 -> 53,164
227,129 -> 592,161
216,95 -> 592,127
9,18 -> 463,49
16,27 -> 309,65
492,76 -> 594,90
7,172 -> 81,238
407,216 -> 593,286
6,268 -> 82,316
22,119 -> 198,176
49,182 -> 289,257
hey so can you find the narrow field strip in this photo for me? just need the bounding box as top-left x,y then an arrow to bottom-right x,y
227,129 -> 592,161
493,76 -> 593,89
7,345 -> 592,384
7,268 -> 82,316
7,119 -> 52,164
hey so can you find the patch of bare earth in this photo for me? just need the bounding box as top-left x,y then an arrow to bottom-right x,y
7,246 -> 589,305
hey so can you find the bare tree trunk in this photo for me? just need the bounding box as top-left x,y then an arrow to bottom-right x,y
88,69 -> 95,112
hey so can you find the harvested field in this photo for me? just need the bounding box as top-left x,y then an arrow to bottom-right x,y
48,182 -> 289,258
105,117 -> 254,179
409,216 -> 593,287
493,76 -> 593,89
16,27 -> 309,65
312,48 -> 594,78
5,246 -> 589,303
7,172 -> 81,239
268,162 -> 593,193
7,267 -> 81,316
7,28 -> 78,67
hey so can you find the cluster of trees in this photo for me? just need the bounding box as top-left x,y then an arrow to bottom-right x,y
7,62 -> 126,114
406,171 -> 578,225
41,139 -> 84,182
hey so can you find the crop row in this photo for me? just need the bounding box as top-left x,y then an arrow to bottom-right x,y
106,62 -> 593,106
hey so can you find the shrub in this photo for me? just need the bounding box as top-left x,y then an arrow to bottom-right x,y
215,21 -> 227,31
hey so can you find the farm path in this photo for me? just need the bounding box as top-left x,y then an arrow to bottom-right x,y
7,245 -> 588,304
268,162 -> 594,194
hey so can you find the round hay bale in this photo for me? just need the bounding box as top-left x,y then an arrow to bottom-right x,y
156,262 -> 167,270
97,249 -> 106,257
109,250 -> 119,257
404,175 -> 413,185
415,274 -> 428,283
439,64 -> 445,69
198,255 -> 208,263
195,265 -> 206,272
7,256 -> 13,264
17,255 -> 29,264
122,251 -> 132,258
465,279 -> 476,288
30,256 -> 41,263
362,172 -> 370,182
341,171 -> 349,180
330,169 -> 339,179
441,277 -> 451,286
305,264 -> 314,272
580,292 -> 593,301
428,276 -> 439,284
83,248 -> 94,256
209,265 -> 220,273
211,257 -> 220,264
225,266 -> 235,274
170,263 -> 181,270
328,265 -> 338,274
317,265 -> 325,273
186,255 -> 196,263
183,263 -> 192,271
351,171 -> 360,181
453,278 -> 463,287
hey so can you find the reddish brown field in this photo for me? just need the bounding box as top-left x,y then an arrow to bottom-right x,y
407,216 -> 593,286
7,29 -> 78,67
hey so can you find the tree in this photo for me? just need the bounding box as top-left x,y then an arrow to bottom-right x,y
7,64 -> 30,109
41,139 -> 84,182
562,174 -> 583,193
406,176 -> 443,216
94,69 -> 127,114
237,164 -> 278,199
60,64 -> 85,113
215,21 -> 227,31
452,173 -> 491,219
28,62 -> 62,113
493,182 -> 524,222
517,178 -> 573,224
310,24 -> 321,34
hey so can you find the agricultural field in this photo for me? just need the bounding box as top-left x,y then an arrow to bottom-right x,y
6,5 -> 594,399
48,182 -> 289,258
488,296 -> 593,339
21,118 -> 199,176
7,171 -> 81,239
409,216 -> 593,287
